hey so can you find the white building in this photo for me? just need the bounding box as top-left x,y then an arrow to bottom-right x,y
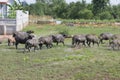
0,0 -> 15,18
0,0 -> 29,35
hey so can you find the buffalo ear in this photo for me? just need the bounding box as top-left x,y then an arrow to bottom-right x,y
13,33 -> 16,37
50,35 -> 54,38
26,30 -> 34,34
63,34 -> 67,38
28,34 -> 34,39
12,31 -> 18,37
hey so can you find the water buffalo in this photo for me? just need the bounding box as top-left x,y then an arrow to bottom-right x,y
111,34 -> 120,40
52,34 -> 65,46
13,31 -> 35,49
38,36 -> 53,49
99,32 -> 113,44
24,38 -> 39,52
72,34 -> 86,47
109,39 -> 120,50
86,34 -> 99,47
8,37 -> 15,46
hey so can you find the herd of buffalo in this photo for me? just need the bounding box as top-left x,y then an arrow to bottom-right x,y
6,30 -> 120,52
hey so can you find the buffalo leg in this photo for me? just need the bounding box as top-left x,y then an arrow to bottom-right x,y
97,42 -> 99,46
8,39 -> 10,46
87,41 -> 90,47
88,42 -> 91,47
100,39 -> 104,44
46,44 -> 49,48
15,42 -> 19,49
92,42 -> 94,46
56,42 -> 58,45
118,45 -> 120,50
49,44 -> 53,48
82,41 -> 86,46
34,46 -> 37,52
62,41 -> 65,46
39,44 -> 42,49
28,47 -> 31,52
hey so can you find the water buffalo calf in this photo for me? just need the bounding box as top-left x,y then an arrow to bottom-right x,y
112,34 -> 120,40
72,34 -> 86,46
39,36 -> 53,49
99,32 -> 113,44
52,34 -> 65,46
8,37 -> 16,46
24,38 -> 39,52
86,34 -> 99,47
109,39 -> 120,50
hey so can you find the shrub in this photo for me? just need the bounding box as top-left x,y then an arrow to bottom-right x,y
99,11 -> 113,20
8,11 -> 16,19
78,9 -> 93,19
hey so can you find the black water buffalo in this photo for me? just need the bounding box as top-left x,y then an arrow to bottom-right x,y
38,36 -> 53,49
13,31 -> 34,49
86,34 -> 99,47
72,34 -> 86,46
24,38 -> 39,52
52,34 -> 65,46
99,32 -> 113,44
109,39 -> 120,50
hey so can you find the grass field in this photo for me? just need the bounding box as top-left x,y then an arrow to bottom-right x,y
0,24 -> 120,80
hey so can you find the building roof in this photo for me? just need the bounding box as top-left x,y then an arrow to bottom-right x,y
0,0 -> 8,4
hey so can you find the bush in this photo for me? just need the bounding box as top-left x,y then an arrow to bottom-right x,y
8,11 -> 16,19
99,11 -> 113,20
78,9 -> 93,19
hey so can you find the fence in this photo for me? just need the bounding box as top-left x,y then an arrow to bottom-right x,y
0,10 -> 29,35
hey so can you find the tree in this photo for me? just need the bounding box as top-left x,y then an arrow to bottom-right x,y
33,0 -> 66,17
92,0 -> 110,16
99,11 -> 113,20
47,0 -> 67,18
7,0 -> 24,11
66,1 -> 89,19
78,9 -> 93,19
110,5 -> 120,19
55,2 -> 68,18
28,2 -> 45,16
7,0 -> 25,18
26,0 -> 120,20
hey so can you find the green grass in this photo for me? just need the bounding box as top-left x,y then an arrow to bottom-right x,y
0,24 -> 120,80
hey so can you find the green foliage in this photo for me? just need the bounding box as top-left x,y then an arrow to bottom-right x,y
29,2 -> 45,16
78,9 -> 93,19
92,0 -> 110,15
99,11 -> 113,20
66,1 -> 88,19
8,10 -> 16,19
110,5 -> 120,19
7,0 -> 26,18
26,0 -> 120,20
